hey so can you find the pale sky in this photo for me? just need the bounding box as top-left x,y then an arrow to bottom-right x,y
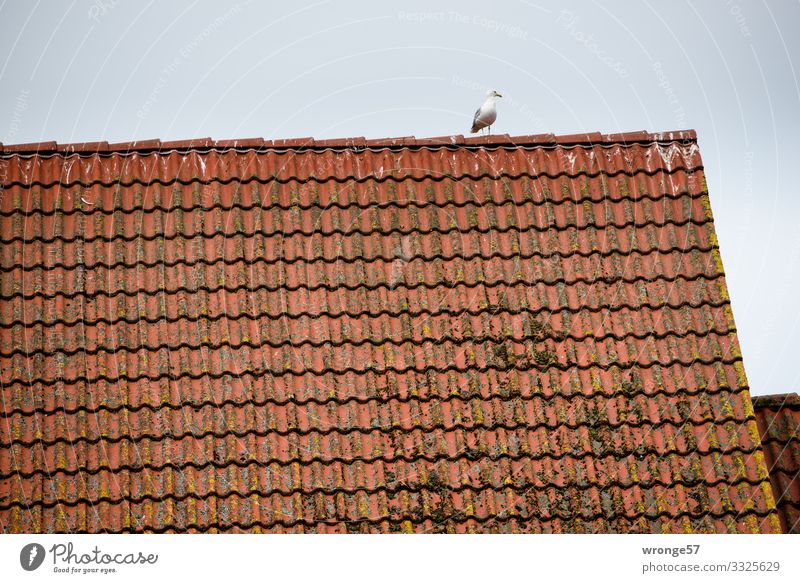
1,0 -> 798,396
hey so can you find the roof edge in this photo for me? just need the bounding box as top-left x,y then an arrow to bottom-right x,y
752,392 -> 800,410
0,129 -> 697,156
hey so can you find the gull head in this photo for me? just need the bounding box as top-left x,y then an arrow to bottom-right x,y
486,90 -> 503,98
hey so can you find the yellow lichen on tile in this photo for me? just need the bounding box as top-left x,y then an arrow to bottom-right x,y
473,402 -> 485,425
710,249 -> 725,275
765,512 -> 783,534
733,361 -> 749,387
716,278 -> 731,301
760,480 -> 778,510
699,193 -> 713,221
752,451 -> 771,481
746,419 -> 761,446
358,495 -> 370,518
721,399 -> 734,419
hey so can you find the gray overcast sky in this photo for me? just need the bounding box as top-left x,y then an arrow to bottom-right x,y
1,0 -> 798,395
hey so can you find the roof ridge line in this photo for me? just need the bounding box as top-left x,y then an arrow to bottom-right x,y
0,129 -> 697,155
752,392 -> 800,409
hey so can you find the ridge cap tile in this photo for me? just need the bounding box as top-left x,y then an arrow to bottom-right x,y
3,140 -> 58,153
0,129 -> 700,156
270,136 -> 315,148
106,138 -> 161,151
313,137 -> 367,148
213,137 -> 265,148
60,141 -> 111,153
554,132 -> 604,144
160,137 -> 213,149
753,392 -> 800,410
365,135 -> 417,147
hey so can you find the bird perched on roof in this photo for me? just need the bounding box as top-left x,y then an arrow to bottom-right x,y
470,90 -> 503,134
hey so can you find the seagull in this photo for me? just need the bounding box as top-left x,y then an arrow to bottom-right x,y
470,90 -> 503,134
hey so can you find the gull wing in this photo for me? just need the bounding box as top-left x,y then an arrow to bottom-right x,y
470,107 -> 482,133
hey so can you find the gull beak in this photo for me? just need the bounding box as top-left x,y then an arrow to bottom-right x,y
496,93 -> 503,98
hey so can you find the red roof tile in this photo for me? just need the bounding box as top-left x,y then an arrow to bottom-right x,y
0,130 -> 781,533
753,393 -> 800,533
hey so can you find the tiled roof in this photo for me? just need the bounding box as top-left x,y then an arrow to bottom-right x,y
0,130 -> 782,533
753,393 -> 800,533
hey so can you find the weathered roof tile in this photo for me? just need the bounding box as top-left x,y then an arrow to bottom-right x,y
0,131 -> 781,533
753,393 -> 800,533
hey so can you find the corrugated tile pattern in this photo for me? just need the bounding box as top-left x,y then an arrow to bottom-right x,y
0,131 -> 781,533
753,393 -> 800,533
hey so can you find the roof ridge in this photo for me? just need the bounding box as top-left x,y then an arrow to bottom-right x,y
752,392 -> 800,409
0,129 -> 697,155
